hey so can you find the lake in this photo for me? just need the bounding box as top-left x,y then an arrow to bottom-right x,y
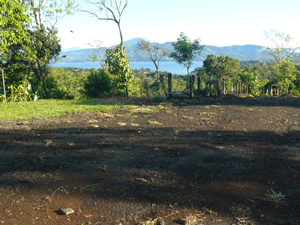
51,61 -> 203,75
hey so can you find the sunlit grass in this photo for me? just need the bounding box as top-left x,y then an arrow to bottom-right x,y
0,98 -> 131,121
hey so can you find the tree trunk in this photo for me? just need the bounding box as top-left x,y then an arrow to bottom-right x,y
215,80 -> 222,95
145,80 -> 150,99
125,84 -> 129,97
168,73 -> 172,97
240,82 -> 242,94
117,22 -> 124,57
160,75 -> 167,97
197,76 -> 201,96
2,69 -> 7,104
189,75 -> 195,99
271,87 -> 273,96
187,64 -> 190,76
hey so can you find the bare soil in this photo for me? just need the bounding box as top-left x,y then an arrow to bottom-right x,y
0,95 -> 300,225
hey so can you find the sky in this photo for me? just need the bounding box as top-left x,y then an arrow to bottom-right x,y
56,0 -> 300,50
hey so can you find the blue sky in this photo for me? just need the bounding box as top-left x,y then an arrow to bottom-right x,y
56,0 -> 300,49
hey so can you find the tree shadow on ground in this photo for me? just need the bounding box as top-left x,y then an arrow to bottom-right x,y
1,125 -> 300,224
78,95 -> 300,110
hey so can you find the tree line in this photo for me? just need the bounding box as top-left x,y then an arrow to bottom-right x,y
0,0 -> 134,102
1,0 -> 299,103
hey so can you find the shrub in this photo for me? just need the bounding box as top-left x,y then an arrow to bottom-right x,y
84,69 -> 113,98
48,67 -> 88,99
7,79 -> 34,102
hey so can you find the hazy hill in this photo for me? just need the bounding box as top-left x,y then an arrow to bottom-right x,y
62,47 -> 82,52
55,38 -> 266,63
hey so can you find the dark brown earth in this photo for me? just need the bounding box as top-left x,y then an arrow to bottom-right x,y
0,95 -> 300,225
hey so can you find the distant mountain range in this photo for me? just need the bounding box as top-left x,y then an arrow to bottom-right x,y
56,38 -> 268,64
62,47 -> 82,52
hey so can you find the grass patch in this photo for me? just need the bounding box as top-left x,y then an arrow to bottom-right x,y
156,105 -> 165,110
148,120 -> 161,125
0,99 -> 131,121
127,107 -> 153,115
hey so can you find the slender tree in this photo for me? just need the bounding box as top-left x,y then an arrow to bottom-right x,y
169,32 -> 204,76
263,29 -> 300,64
105,46 -> 132,96
87,39 -> 107,67
19,0 -> 77,98
82,0 -> 128,57
136,38 -> 168,79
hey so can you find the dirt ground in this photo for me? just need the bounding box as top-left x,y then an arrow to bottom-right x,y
0,95 -> 300,225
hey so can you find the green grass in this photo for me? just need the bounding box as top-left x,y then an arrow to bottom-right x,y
0,98 -> 131,121
147,120 -> 160,125
127,107 -> 153,115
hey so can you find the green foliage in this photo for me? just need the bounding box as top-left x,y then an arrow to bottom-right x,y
203,54 -> 239,80
0,0 -> 30,60
83,69 -> 113,98
263,29 -> 300,64
239,70 -> 268,96
203,54 -> 240,94
0,94 -> 5,103
27,25 -> 62,98
7,79 -> 34,102
128,77 -> 145,97
169,32 -> 204,75
105,47 -> 133,95
48,67 -> 88,99
25,0 -> 77,29
276,60 -> 297,93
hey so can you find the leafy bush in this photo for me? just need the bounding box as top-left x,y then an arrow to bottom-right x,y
83,69 -> 113,98
48,67 -> 89,99
0,94 -> 5,103
128,77 -> 146,97
105,47 -> 133,96
7,79 -> 34,102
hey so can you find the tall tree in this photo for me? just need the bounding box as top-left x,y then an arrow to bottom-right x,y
136,38 -> 168,79
82,0 -> 128,56
27,26 -> 61,98
0,0 -> 30,60
0,0 -> 30,103
26,0 -> 77,29
203,54 -> 221,95
263,29 -> 300,64
277,60 -> 297,93
203,54 -> 239,95
105,47 -> 133,96
169,32 -> 204,76
19,0 -> 77,98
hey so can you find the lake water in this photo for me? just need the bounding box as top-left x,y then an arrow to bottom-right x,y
51,61 -> 203,75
